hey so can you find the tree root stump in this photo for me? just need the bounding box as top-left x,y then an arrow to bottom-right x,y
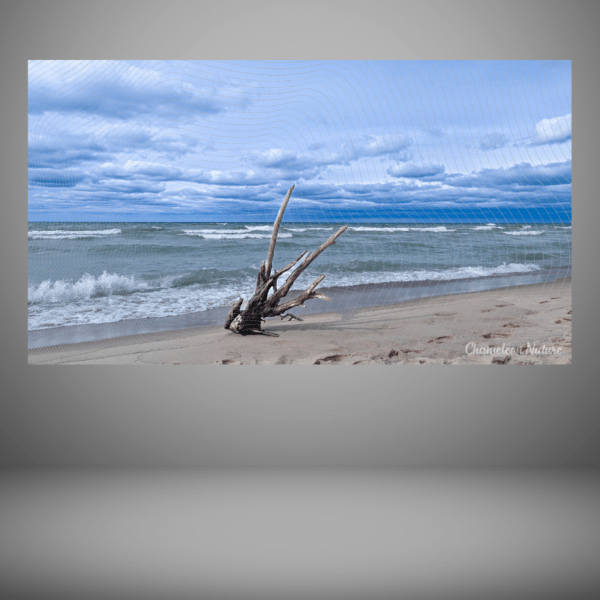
224,184 -> 347,336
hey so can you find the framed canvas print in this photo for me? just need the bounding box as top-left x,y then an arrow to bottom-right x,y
28,59 -> 571,365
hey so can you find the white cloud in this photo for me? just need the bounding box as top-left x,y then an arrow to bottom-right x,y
388,162 -> 445,178
533,113 -> 571,145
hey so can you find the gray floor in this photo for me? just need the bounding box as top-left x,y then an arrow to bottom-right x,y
1,468 -> 599,600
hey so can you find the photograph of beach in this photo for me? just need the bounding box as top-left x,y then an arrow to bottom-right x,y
28,60 -> 571,364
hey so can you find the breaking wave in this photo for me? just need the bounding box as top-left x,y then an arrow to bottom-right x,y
29,272 -> 155,304
181,229 -> 292,240
503,230 -> 545,236
285,227 -> 334,232
28,229 -> 121,240
28,262 -> 543,330
472,223 -> 504,231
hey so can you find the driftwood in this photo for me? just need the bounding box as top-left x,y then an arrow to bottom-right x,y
224,184 -> 348,336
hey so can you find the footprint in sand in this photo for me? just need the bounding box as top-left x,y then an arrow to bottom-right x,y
314,354 -> 345,364
377,349 -> 405,364
496,304 -> 509,308
538,300 -> 549,304
502,323 -> 520,328
492,355 -> 511,365
481,309 -> 494,313
482,332 -> 512,339
428,335 -> 453,344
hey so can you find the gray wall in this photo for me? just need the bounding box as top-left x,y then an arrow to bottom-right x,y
1,0 -> 598,468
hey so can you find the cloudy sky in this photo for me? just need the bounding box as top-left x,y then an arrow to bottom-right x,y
28,60 -> 571,222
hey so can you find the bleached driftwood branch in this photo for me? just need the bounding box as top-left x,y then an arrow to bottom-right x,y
224,184 -> 348,336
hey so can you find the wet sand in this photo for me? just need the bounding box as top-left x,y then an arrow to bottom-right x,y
28,277 -> 571,365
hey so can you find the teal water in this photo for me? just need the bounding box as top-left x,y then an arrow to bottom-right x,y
28,222 -> 571,332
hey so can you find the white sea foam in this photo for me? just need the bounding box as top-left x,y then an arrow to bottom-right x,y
349,226 -> 410,232
28,273 -> 258,331
288,262 -> 542,289
410,226 -> 456,232
28,228 -> 121,240
349,226 -> 455,233
285,227 -> 334,232
28,272 -> 156,304
503,230 -> 545,236
182,228 -> 292,239
182,228 -> 233,234
472,223 -> 504,231
244,225 -> 273,232
27,280 -> 258,330
28,262 -> 543,330
183,231 -> 292,240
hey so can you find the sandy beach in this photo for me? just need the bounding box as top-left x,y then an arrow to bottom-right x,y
29,278 -> 571,365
